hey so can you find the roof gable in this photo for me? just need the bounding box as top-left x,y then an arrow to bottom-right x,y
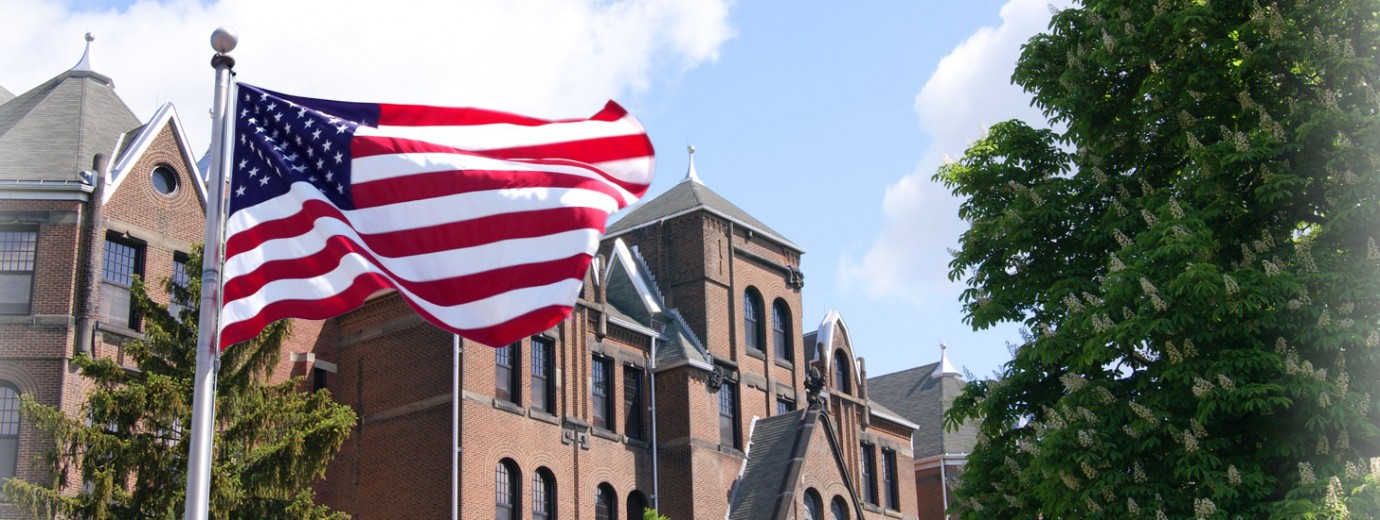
0,70 -> 139,183
605,177 -> 802,252
0,84 -> 13,105
728,401 -> 865,520
105,102 -> 207,207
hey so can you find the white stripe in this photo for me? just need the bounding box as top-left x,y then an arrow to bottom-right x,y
221,254 -> 585,331
350,152 -> 639,205
354,116 -> 642,154
226,181 -> 620,237
224,217 -> 601,283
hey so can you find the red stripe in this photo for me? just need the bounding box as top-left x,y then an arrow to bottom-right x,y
226,199 -> 609,260
376,100 -> 631,127
347,157 -> 630,210
480,135 -> 653,171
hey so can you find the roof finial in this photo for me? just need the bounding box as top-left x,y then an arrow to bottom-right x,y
934,342 -> 959,378
72,33 -> 95,72
684,145 -> 702,184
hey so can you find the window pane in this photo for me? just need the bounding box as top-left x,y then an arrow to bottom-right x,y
496,343 -> 516,403
0,273 -> 32,315
719,383 -> 737,448
624,367 -> 644,440
100,282 -> 133,329
743,292 -> 760,351
883,450 -> 899,509
861,444 -> 877,505
0,230 -> 36,271
496,462 -> 515,520
831,497 -> 848,520
103,239 -> 139,286
773,301 -> 791,361
1,385 -> 18,481
804,491 -> 822,520
533,470 -> 552,520
532,338 -> 552,413
593,358 -> 610,429
595,486 -> 615,520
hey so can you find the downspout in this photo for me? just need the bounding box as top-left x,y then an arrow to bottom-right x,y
939,458 -> 949,519
74,153 -> 108,357
648,329 -> 659,511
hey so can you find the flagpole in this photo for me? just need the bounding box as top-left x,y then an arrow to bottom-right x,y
184,26 -> 238,520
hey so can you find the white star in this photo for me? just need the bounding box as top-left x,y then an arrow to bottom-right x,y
273,112 -> 283,122
240,108 -> 248,118
254,126 -> 265,134
267,102 -> 277,111
304,119 -> 314,128
298,107 -> 308,118
306,148 -> 315,158
244,93 -> 251,102
333,152 -> 344,164
335,124 -> 347,134
325,171 -> 334,182
326,116 -> 339,124
316,159 -> 325,169
248,167 -> 259,177
284,123 -> 292,133
285,153 -> 299,162
259,176 -> 270,186
336,183 -> 344,193
295,136 -> 303,146
259,92 -> 269,100
312,129 -> 322,140
247,117 -> 257,125
235,185 -> 246,197
291,164 -> 306,173
309,176 -> 319,183
238,159 -> 247,170
322,141 -> 332,151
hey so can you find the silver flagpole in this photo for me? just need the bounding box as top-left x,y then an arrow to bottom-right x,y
184,27 -> 238,520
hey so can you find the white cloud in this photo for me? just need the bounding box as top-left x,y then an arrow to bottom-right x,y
838,0 -> 1068,310
0,0 -> 734,153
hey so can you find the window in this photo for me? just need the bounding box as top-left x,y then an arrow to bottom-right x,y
496,341 -> 519,403
833,350 -> 852,394
169,252 -> 192,318
860,443 -> 878,505
776,397 -> 796,415
743,289 -> 764,352
0,383 -> 19,485
803,489 -> 823,520
624,366 -> 645,441
150,165 -> 179,196
592,356 -> 613,430
882,449 -> 899,510
831,496 -> 849,520
0,228 -> 36,315
533,467 -> 555,520
719,381 -> 740,449
626,490 -> 648,520
772,300 -> 792,362
101,236 -> 143,329
531,336 -> 555,414
595,483 -> 617,520
496,459 -> 519,520
312,367 -> 329,392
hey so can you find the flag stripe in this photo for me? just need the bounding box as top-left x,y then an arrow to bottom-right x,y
350,165 -> 629,209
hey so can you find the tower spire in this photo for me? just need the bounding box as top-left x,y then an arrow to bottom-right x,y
684,145 -> 701,184
72,33 -> 95,72
933,342 -> 958,378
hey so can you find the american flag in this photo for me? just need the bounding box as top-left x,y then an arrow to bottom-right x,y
219,83 -> 654,348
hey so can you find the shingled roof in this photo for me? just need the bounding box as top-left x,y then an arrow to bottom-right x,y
605,151 -> 802,252
867,361 -> 979,458
728,411 -> 811,520
0,68 -> 139,183
0,84 -> 13,106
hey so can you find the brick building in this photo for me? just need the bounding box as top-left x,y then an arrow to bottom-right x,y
1,45 -> 923,520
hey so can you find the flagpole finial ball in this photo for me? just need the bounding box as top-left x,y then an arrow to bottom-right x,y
211,27 -> 238,54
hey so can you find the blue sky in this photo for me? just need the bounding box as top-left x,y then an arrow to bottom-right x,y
0,0 -> 1066,378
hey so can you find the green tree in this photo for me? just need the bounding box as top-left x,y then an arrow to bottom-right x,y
938,0 -> 1379,517
3,247 -> 356,519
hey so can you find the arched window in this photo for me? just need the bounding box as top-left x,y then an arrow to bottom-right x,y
626,490 -> 648,520
831,496 -> 849,520
533,467 -> 555,520
833,350 -> 852,394
595,483 -> 617,520
743,289 -> 764,353
0,382 -> 18,484
803,488 -> 823,520
496,459 -> 520,520
772,299 -> 792,362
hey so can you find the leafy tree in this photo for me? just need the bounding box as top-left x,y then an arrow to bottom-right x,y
3,247 -> 356,519
938,0 -> 1379,517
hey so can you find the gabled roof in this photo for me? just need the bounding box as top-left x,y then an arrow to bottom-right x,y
600,238 -> 712,371
604,156 -> 802,252
868,361 -> 978,458
105,102 -> 207,207
729,412 -> 810,520
0,69 -> 138,183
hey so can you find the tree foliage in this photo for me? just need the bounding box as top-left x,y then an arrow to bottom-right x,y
2,247 -> 356,519
938,0 -> 1379,517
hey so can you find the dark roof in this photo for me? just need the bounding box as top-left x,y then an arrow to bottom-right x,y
0,69 -> 139,182
729,411 -> 810,520
0,84 -> 13,105
867,362 -> 979,458
606,178 -> 802,252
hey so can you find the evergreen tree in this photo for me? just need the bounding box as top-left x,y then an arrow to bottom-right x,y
938,0 -> 1379,517
3,247 -> 356,519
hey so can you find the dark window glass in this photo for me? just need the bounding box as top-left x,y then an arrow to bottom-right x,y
882,449 -> 900,510
626,491 -> 648,520
151,166 -> 178,195
831,496 -> 849,520
312,367 -> 329,392
719,382 -> 739,448
0,229 -> 36,315
595,484 -> 617,520
860,443 -> 878,505
496,341 -> 519,403
777,397 -> 796,415
743,290 -> 763,352
0,383 -> 18,484
833,350 -> 852,394
531,336 -> 554,413
496,460 -> 518,520
592,356 -> 613,430
101,237 -> 142,329
772,300 -> 791,362
533,468 -> 555,520
624,366 -> 644,441
170,253 -> 192,318
804,489 -> 823,520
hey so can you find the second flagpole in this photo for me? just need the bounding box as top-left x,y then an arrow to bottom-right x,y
183,26 -> 238,520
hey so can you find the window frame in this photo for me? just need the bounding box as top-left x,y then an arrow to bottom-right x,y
743,289 -> 764,353
719,380 -> 740,449
803,488 -> 823,520
831,496 -> 849,520
0,382 -> 20,485
101,234 -> 144,330
833,350 -> 852,394
496,459 -> 520,520
882,448 -> 900,510
626,490 -> 648,520
623,365 -> 645,441
496,341 -> 520,404
532,467 -> 555,520
0,227 -> 37,316
860,443 -> 878,505
776,397 -> 796,415
530,336 -> 555,414
772,299 -> 792,362
592,355 -> 614,431
595,483 -> 617,520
